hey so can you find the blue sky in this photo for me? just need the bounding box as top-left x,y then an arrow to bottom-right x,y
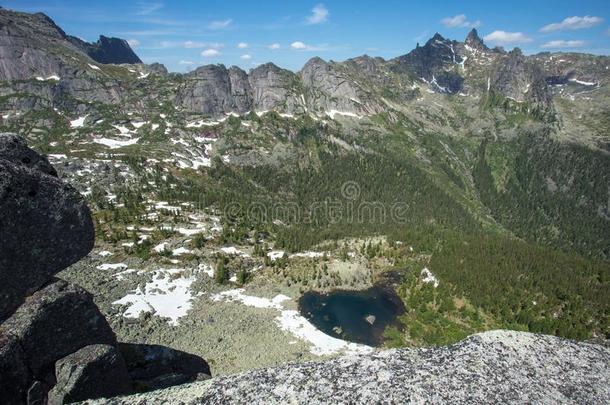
3,0 -> 609,72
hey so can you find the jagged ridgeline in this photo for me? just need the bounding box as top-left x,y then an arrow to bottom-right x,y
0,5 -> 608,342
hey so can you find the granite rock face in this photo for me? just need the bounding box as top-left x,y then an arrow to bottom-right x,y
249,63 -> 303,113
176,62 -> 304,116
0,136 -> 94,319
176,65 -> 240,116
48,344 -> 133,404
490,48 -> 553,108
0,10 -> 71,81
300,57 -> 377,115
0,9 -> 129,105
97,330 -> 610,404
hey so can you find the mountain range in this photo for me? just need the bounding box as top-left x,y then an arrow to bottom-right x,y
1,6 -> 609,345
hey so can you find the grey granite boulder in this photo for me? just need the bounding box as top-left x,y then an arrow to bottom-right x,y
0,133 -> 57,176
0,280 -> 117,380
95,330 -> 610,404
0,333 -> 31,404
0,140 -> 94,319
48,344 -> 132,404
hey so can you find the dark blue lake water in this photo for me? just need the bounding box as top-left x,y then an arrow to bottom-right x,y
298,286 -> 405,346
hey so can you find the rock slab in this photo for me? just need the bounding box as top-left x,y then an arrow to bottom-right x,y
93,330 -> 610,404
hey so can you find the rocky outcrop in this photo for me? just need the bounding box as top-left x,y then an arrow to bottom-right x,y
391,33 -> 464,93
465,28 -> 487,51
48,345 -> 132,404
0,9 -> 131,106
176,65 -> 246,116
68,35 -> 142,64
176,62 -> 304,116
0,137 -> 94,319
248,63 -> 302,113
228,66 -> 253,113
0,9 -> 73,81
490,48 -> 553,108
95,330 -> 610,404
300,57 -> 378,115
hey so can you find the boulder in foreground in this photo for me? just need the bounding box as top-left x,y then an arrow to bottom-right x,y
0,135 -> 94,319
48,344 -> 132,404
0,280 -> 117,380
92,330 -> 610,404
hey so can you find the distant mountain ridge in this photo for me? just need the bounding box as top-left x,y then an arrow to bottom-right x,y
1,7 -> 608,123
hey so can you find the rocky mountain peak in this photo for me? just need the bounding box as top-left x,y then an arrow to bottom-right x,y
70,35 -> 142,64
250,62 -> 286,76
465,28 -> 486,50
429,32 -> 446,43
302,56 -> 329,70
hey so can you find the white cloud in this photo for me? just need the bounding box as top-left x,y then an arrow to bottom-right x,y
183,41 -> 205,48
441,14 -> 481,29
483,31 -> 533,45
183,41 -> 204,48
240,54 -> 252,60
269,43 -> 281,50
127,39 -> 140,48
291,41 -> 308,50
237,42 -> 249,49
208,19 -> 233,30
179,60 -> 195,65
290,41 -> 331,52
306,4 -> 329,25
540,16 -> 603,32
134,1 -> 163,15
201,49 -> 220,57
541,40 -> 586,49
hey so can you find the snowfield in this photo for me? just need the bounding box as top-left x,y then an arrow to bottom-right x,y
112,268 -> 199,326
211,288 -> 373,356
93,137 -> 140,149
421,267 -> 439,288
211,289 -> 289,310
70,115 -> 88,128
276,310 -> 373,356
